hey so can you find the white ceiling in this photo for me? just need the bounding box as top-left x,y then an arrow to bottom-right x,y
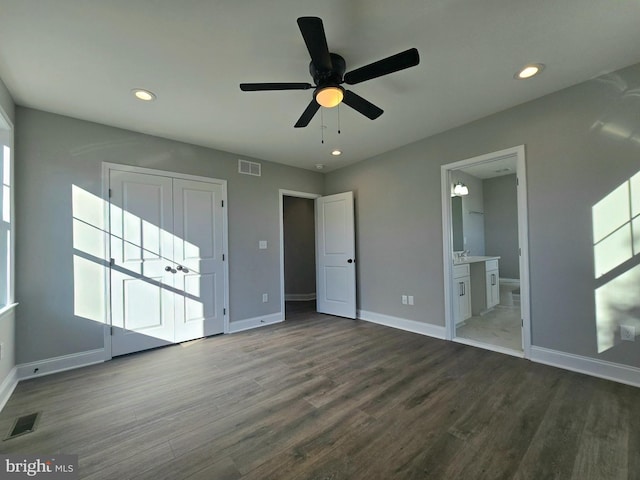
1,0 -> 639,172
457,155 -> 517,180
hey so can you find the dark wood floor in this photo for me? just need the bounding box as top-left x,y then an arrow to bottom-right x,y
1,302 -> 638,479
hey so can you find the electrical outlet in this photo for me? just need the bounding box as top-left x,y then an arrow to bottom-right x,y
262,293 -> 268,303
259,240 -> 267,250
408,296 -> 414,306
401,295 -> 408,305
621,325 -> 635,341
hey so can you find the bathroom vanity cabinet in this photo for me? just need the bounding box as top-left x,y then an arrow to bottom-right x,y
452,264 -> 471,325
452,256 -> 501,321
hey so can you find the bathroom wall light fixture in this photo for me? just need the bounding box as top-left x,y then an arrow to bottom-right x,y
453,182 -> 469,196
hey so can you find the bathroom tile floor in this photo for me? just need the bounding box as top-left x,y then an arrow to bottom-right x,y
456,304 -> 523,352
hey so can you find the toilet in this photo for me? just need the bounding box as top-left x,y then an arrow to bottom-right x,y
499,278 -> 520,306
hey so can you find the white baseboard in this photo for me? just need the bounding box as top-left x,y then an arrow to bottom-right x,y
357,310 -> 446,339
17,348 -> 105,381
284,293 -> 316,302
229,312 -> 284,334
0,367 -> 17,412
530,346 -> 640,388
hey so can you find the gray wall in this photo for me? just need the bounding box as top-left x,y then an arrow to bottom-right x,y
325,62 -> 640,368
283,196 -> 316,296
0,77 -> 14,125
0,310 -> 15,387
484,174 -> 519,279
15,108 -> 323,364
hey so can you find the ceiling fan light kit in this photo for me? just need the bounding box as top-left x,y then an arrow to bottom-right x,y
315,85 -> 344,108
239,16 -> 420,128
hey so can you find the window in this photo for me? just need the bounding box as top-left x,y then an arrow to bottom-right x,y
0,113 -> 13,309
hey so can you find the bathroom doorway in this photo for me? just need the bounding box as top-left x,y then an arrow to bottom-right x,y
441,146 -> 531,357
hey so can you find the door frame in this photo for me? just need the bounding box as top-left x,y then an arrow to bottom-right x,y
278,189 -> 321,318
440,145 -> 531,358
102,162 -> 230,361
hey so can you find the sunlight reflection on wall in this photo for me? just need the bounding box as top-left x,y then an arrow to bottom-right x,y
72,185 -> 107,324
72,182 -> 208,342
593,171 -> 640,352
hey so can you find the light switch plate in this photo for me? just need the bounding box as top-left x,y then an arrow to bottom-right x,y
259,240 -> 267,249
408,296 -> 414,306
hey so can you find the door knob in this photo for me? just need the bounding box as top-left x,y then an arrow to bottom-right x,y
347,259 -> 354,264
165,266 -> 172,272
176,265 -> 183,271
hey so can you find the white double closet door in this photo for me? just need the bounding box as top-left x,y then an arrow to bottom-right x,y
109,169 -> 226,357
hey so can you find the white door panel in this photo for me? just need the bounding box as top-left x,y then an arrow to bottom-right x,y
172,178 -> 225,342
110,171 -> 175,356
316,192 -> 356,318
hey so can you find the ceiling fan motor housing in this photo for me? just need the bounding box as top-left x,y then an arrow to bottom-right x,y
310,53 -> 346,88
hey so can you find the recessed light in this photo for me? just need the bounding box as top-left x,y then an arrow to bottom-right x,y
315,164 -> 324,170
132,88 -> 156,101
331,149 -> 342,156
515,63 -> 544,80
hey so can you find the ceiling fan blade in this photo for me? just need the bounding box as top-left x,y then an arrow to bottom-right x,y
297,17 -> 333,72
344,48 -> 420,85
240,83 -> 312,91
342,90 -> 383,120
294,100 -> 321,128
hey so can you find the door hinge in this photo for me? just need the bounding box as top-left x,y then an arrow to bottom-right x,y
110,326 -> 114,335
521,319 -> 524,327
222,253 -> 225,261
222,200 -> 224,207
516,177 -> 519,186
108,188 -> 112,198
519,248 -> 521,256
223,308 -> 226,315
110,258 -> 115,266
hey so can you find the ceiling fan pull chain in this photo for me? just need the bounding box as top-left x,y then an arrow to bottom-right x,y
321,108 -> 325,144
338,104 -> 341,134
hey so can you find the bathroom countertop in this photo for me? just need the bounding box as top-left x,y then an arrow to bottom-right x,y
453,255 -> 500,265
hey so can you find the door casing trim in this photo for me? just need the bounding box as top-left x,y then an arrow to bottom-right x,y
440,145 -> 531,358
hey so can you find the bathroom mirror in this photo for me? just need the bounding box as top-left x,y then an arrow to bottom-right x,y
451,196 -> 463,251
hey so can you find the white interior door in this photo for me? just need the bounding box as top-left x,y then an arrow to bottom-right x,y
172,178 -> 225,342
110,171 -> 175,356
316,192 -> 356,318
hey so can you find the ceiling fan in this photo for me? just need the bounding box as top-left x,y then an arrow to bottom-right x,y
239,16 -> 420,128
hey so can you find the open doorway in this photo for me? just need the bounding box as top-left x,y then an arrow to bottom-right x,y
441,146 -> 531,358
279,190 -> 320,320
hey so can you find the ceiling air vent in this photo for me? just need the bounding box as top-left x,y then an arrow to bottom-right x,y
238,159 -> 261,177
